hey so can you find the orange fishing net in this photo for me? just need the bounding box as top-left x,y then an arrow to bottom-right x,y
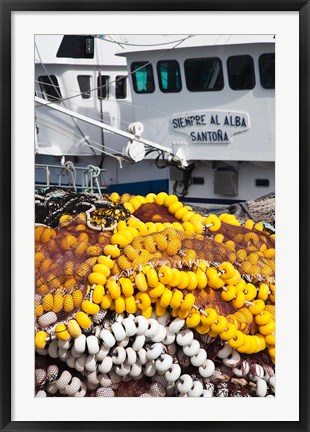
35,190 -> 276,398
35,216 -> 112,324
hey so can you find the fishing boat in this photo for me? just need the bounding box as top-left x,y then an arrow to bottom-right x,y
34,35 -> 276,399
35,34 -> 275,206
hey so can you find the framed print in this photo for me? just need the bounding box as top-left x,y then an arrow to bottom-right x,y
1,1 -> 309,431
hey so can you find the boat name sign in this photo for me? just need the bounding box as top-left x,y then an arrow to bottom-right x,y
171,111 -> 250,144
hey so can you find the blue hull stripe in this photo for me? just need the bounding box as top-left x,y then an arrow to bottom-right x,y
101,179 -> 169,195
35,179 -> 169,196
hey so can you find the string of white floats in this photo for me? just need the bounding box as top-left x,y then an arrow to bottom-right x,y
36,313 -> 275,397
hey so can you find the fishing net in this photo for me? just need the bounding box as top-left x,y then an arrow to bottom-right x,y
133,202 -> 178,224
35,187 -> 130,228
242,192 -> 275,226
35,219 -> 111,325
34,190 -> 276,398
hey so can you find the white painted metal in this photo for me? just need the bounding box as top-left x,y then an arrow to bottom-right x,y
34,34 -> 275,203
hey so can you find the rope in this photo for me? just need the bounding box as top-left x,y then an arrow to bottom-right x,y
35,188 -> 131,228
83,165 -> 102,195
58,161 -> 77,191
95,34 -> 197,48
36,117 -> 126,161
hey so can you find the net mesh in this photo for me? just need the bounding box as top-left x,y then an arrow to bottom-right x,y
133,202 -> 178,223
34,190 -> 276,398
35,216 -> 112,324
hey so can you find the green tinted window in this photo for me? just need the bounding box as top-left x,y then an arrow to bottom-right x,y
157,60 -> 182,93
131,62 -> 155,93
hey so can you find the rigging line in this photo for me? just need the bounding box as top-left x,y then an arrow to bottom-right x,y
100,35 -> 125,49
35,88 -> 172,126
95,35 -> 197,47
39,126 -> 127,162
35,79 -> 91,96
61,96 -> 172,123
36,94 -> 173,148
36,85 -> 174,149
96,70 -> 106,168
36,118 -> 126,158
35,81 -> 173,118
35,42 -> 96,155
35,73 -> 128,108
97,99 -> 171,116
40,98 -> 134,130
36,99 -> 135,132
34,82 -> 134,127
34,34 -> 194,108
36,116 -> 128,157
35,89 -> 157,138
36,120 -> 126,162
37,117 -> 171,163
35,77 -> 117,103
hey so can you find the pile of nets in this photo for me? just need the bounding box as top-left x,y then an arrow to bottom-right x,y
190,192 -> 275,229
35,190 -> 275,398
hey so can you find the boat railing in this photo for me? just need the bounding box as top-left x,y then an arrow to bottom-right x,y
35,162 -> 106,194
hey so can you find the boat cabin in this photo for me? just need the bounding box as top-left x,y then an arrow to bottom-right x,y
119,35 -> 275,203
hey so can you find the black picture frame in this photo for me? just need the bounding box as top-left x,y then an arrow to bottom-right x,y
1,1 -> 309,431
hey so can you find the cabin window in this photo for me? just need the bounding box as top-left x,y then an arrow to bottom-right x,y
131,62 -> 155,93
116,75 -> 127,99
184,57 -> 224,92
38,75 -> 62,101
157,60 -> 182,93
259,53 -> 275,89
227,55 -> 255,90
97,75 -> 110,99
77,75 -> 91,99
255,179 -> 270,187
56,35 -> 94,58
